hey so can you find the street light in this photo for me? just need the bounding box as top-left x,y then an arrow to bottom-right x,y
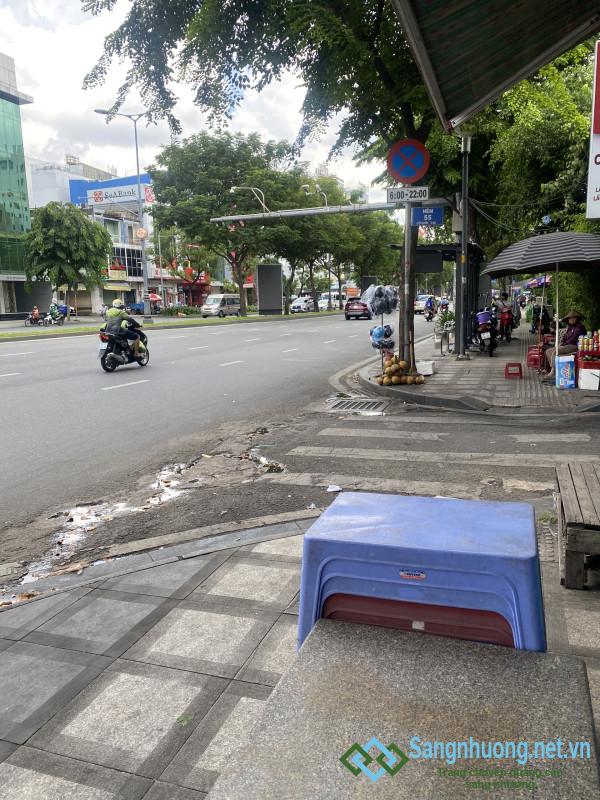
230,186 -> 269,213
302,184 -> 332,308
94,108 -> 152,322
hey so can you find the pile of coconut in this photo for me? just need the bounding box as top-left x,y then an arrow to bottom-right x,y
374,355 -> 425,386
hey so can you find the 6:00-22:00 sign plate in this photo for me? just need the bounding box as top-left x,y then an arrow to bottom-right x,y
387,186 -> 429,203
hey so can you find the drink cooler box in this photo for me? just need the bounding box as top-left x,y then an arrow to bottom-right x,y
298,492 -> 546,652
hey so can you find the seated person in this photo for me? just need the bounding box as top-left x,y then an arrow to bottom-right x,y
31,305 -> 40,321
104,299 -> 141,357
530,303 -> 550,335
541,310 -> 586,382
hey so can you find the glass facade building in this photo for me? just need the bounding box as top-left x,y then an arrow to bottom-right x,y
0,53 -> 32,313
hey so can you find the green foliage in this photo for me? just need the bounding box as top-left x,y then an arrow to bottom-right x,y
557,272 -> 600,331
24,202 -> 113,292
160,306 -> 201,316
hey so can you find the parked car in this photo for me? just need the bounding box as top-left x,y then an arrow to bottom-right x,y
290,297 -> 315,313
414,294 -> 434,314
126,302 -> 144,314
344,299 -> 372,320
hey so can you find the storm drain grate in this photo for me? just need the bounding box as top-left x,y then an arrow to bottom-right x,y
329,398 -> 388,413
536,525 -> 557,563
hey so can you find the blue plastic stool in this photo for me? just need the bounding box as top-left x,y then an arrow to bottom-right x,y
298,493 -> 546,651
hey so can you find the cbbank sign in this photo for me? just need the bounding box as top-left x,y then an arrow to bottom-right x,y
87,184 -> 155,206
586,40 -> 600,219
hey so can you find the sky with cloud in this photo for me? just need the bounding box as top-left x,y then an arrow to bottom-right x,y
1,0 -> 387,200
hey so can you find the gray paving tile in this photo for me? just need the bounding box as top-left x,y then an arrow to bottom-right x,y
0,638 -> 14,653
142,781 -> 206,800
0,642 -> 110,744
0,746 -> 151,799
236,615 -> 298,686
30,660 -> 228,779
161,681 -> 271,793
0,588 -> 92,641
240,534 -> 304,560
0,740 -> 17,763
122,600 -> 277,678
24,589 -> 176,657
283,593 -> 299,616
190,556 -> 301,612
100,552 -> 231,599
23,554 -> 156,594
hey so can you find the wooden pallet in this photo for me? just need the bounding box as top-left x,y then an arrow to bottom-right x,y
556,463 -> 600,589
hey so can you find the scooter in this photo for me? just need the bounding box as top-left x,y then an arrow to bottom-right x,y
498,309 -> 513,342
474,308 -> 498,357
424,307 -> 436,322
99,320 -> 149,372
43,312 -> 64,326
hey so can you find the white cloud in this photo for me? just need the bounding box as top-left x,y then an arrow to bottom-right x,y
3,0 -> 386,199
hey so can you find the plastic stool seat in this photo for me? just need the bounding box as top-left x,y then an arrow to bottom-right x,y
504,362 -> 523,379
298,493 -> 546,652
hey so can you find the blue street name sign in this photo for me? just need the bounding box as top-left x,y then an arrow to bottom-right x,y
411,207 -> 444,226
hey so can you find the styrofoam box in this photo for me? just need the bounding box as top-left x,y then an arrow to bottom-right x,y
416,360 -> 436,376
579,369 -> 600,391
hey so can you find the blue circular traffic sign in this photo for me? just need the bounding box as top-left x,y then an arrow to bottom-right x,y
387,139 -> 430,184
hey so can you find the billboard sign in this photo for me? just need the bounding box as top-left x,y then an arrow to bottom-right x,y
87,184 -> 155,206
586,40 -> 600,219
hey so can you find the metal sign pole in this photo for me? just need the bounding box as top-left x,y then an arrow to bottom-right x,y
403,202 -> 413,363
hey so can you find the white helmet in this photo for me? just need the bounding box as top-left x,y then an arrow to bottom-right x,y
112,299 -> 124,308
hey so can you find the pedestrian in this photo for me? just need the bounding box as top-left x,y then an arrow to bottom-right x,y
541,309 -> 586,383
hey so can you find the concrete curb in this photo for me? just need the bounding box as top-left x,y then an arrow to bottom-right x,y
0,312 -> 343,343
357,365 -> 491,412
0,509 -> 322,610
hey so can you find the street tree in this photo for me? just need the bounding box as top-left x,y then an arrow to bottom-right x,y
149,131 -> 296,315
24,202 -> 113,313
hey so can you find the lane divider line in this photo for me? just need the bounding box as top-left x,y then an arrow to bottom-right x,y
0,372 -> 22,378
101,380 -> 150,391
0,351 -> 34,357
219,360 -> 244,367
189,345 -> 209,350
282,348 -> 299,353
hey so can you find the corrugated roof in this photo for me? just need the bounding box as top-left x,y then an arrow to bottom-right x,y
391,1 -> 600,130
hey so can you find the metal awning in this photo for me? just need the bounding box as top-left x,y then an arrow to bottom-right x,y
391,1 -> 600,130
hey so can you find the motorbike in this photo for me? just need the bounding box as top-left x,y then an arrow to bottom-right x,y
25,313 -> 44,326
473,308 -> 498,357
424,306 -> 436,322
99,319 -> 149,372
498,308 -> 514,342
43,312 -> 64,326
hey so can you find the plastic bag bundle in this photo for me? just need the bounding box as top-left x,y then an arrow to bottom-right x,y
369,324 -> 395,352
361,284 -> 399,316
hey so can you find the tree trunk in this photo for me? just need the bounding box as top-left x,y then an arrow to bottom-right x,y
232,258 -> 248,316
408,234 -> 418,374
396,252 -> 406,360
308,261 -> 319,312
283,263 -> 297,315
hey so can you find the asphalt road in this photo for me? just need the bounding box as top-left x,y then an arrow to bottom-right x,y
0,313 -> 430,526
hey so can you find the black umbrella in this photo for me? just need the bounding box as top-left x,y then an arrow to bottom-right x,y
481,231 -> 600,352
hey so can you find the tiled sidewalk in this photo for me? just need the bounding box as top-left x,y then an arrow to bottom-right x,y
0,524 -> 306,800
0,517 -> 599,799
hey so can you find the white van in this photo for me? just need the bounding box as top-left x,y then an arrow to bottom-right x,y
318,291 -> 346,310
201,294 -> 241,318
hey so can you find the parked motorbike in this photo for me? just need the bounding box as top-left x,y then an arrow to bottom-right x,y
473,308 -> 498,357
498,308 -> 513,342
99,319 -> 149,372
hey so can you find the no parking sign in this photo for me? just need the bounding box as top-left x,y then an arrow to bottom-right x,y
387,139 -> 430,184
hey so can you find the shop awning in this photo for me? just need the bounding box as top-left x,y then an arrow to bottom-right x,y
103,283 -> 130,292
391,1 -> 600,130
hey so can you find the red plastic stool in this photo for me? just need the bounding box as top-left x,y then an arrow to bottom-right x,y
504,362 -> 523,379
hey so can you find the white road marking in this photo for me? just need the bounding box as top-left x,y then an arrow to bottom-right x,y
245,338 -> 261,342
288,446 -> 600,468
0,351 -> 34,357
189,345 -> 209,350
280,333 -> 292,336
0,372 -> 22,378
101,380 -> 150,391
510,433 -> 591,443
207,331 -> 222,335
167,335 -> 189,339
219,360 -> 244,367
282,348 -> 299,353
318,427 -> 449,441
323,339 -> 336,344
348,334 -> 359,338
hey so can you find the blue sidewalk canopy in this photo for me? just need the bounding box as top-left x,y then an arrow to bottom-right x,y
391,0 -> 600,130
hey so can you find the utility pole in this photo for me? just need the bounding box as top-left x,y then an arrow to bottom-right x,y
403,202 -> 413,364
456,132 -> 472,358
